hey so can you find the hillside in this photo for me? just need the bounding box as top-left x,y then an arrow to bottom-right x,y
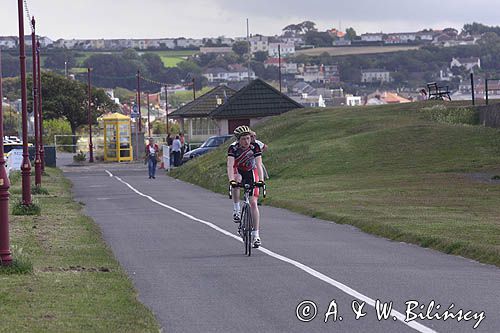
295,45 -> 420,56
171,101 -> 500,266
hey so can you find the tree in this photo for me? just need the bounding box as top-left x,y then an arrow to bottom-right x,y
35,71 -> 116,150
253,51 -> 268,62
177,60 -> 202,75
305,31 -> 333,47
345,27 -> 357,40
0,52 -> 20,78
44,51 -> 76,70
282,24 -> 303,35
300,21 -> 317,33
232,41 -> 249,57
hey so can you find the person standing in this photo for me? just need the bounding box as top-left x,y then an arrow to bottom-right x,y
179,132 -> 186,159
172,135 -> 182,167
145,138 -> 159,179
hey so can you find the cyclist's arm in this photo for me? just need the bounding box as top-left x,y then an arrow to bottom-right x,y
227,156 -> 235,182
255,156 -> 264,181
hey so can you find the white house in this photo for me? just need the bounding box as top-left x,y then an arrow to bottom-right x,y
361,33 -> 384,42
263,58 -> 298,74
249,35 -> 269,53
346,95 -> 362,106
0,37 -> 17,49
203,66 -> 256,83
268,42 -> 295,57
159,39 -> 176,49
298,65 -> 340,83
450,57 -> 481,71
361,69 -> 392,83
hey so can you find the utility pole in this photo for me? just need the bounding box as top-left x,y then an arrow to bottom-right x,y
165,85 -> 169,134
18,0 -> 32,205
137,70 -> 142,132
36,39 -> 44,171
147,93 -> 151,137
31,17 -> 41,186
87,68 -> 94,162
278,44 -> 282,93
247,18 -> 251,82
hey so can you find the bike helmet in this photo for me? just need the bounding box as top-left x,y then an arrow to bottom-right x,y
233,125 -> 252,139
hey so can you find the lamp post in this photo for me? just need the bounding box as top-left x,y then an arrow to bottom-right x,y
31,17 -> 41,186
87,68 -> 94,162
0,49 -> 13,266
18,0 -> 32,205
36,39 -> 45,172
192,77 -> 196,100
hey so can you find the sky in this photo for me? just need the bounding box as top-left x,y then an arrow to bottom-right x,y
1,0 -> 499,40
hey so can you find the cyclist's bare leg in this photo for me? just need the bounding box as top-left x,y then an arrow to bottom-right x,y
232,173 -> 242,204
250,196 -> 260,232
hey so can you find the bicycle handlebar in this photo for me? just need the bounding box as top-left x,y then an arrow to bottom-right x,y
228,182 -> 267,199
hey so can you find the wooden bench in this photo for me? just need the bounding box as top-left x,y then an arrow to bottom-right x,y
426,82 -> 451,101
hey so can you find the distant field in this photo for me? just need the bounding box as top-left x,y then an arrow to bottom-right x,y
72,50 -> 196,67
296,45 -> 420,57
160,56 -> 185,67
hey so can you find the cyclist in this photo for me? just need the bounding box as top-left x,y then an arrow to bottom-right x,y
250,131 -> 269,180
227,125 -> 265,248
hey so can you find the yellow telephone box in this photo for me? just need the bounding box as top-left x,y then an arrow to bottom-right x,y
103,113 -> 133,162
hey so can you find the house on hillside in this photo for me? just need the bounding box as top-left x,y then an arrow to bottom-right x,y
361,69 -> 392,83
264,58 -> 298,74
450,57 -> 481,71
202,65 -> 256,83
360,33 -> 384,42
268,42 -> 295,57
297,65 -> 340,83
365,91 -> 411,105
0,37 -> 17,49
249,35 -> 269,53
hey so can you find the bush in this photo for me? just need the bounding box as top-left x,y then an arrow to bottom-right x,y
44,118 -> 73,152
11,199 -> 41,216
73,150 -> 86,162
420,105 -> 479,125
0,245 -> 33,275
31,185 -> 49,195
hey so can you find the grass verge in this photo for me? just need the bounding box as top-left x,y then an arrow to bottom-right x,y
171,101 -> 500,267
0,168 -> 160,332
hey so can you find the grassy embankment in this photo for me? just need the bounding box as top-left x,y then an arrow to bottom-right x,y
171,101 -> 500,267
0,169 -> 160,332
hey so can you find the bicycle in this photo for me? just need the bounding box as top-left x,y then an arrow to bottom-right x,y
229,182 -> 266,256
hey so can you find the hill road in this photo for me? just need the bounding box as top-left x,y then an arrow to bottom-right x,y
60,156 -> 499,333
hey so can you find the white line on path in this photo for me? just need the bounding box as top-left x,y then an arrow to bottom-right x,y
105,170 -> 437,333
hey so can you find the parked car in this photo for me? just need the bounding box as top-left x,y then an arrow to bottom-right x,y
181,135 -> 233,164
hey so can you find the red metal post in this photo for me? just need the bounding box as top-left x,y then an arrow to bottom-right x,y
36,39 -> 44,172
0,49 -> 13,266
87,68 -> 94,162
18,0 -> 32,205
137,70 -> 142,132
31,17 -> 41,186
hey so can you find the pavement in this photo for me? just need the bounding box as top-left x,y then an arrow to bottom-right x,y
59,154 -> 500,333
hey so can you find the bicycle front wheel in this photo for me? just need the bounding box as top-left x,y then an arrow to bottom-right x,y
241,203 -> 252,256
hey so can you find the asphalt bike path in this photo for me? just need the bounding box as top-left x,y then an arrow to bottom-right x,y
61,160 -> 499,333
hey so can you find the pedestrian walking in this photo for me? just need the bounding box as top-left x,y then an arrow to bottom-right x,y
145,138 -> 160,179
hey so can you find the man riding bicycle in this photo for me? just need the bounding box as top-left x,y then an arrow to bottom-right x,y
227,125 -> 265,248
